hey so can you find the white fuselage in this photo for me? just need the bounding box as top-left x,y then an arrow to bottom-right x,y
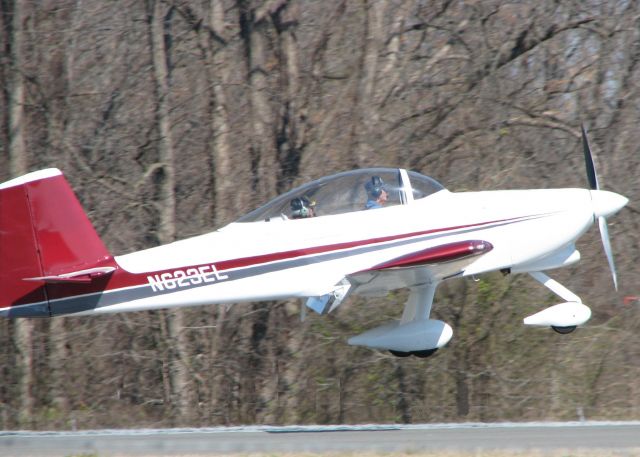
84,188 -> 595,315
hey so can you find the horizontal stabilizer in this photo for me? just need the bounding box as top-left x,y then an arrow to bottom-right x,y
24,266 -> 116,284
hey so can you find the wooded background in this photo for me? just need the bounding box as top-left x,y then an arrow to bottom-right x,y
1,0 -> 640,429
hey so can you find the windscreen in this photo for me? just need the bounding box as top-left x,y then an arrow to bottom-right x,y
236,168 -> 445,222
237,169 -> 403,222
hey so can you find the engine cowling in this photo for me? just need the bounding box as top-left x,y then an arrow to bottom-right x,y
347,319 -> 453,352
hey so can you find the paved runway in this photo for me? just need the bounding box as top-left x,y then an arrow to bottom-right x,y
2,422 -> 640,456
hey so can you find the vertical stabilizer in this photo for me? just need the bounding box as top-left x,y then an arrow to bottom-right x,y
0,169 -> 113,317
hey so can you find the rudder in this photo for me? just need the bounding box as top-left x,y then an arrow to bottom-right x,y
0,169 -> 113,317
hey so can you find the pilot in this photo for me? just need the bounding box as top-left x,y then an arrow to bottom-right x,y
290,196 -> 316,219
364,176 -> 388,209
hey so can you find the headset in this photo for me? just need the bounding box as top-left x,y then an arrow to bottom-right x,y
365,176 -> 385,199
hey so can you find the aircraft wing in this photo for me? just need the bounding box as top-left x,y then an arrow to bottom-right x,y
305,240 -> 492,314
347,239 -> 493,296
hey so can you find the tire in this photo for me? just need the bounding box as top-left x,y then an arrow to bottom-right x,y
552,325 -> 576,334
389,350 -> 412,357
412,349 -> 438,358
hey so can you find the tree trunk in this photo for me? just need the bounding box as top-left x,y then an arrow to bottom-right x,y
8,0 -> 28,175
48,319 -> 70,418
148,0 -> 191,424
351,0 -> 385,166
187,0 -> 238,423
7,0 -> 33,427
208,0 -> 235,226
240,0 -> 277,197
273,1 -> 305,190
45,9 -> 74,421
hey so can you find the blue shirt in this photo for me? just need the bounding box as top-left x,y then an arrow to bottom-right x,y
365,200 -> 382,209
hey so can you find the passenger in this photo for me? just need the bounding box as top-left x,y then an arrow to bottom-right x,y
364,176 -> 388,209
290,196 -> 316,219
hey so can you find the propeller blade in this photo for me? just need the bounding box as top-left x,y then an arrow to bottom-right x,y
598,216 -> 618,291
582,124 -> 599,190
582,125 -> 624,290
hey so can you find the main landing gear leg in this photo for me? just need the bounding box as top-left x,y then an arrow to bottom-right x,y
388,283 -> 442,358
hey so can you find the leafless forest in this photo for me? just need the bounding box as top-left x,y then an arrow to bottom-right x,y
1,0 -> 640,429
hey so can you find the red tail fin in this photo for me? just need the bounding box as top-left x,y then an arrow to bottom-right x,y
0,169 -> 113,316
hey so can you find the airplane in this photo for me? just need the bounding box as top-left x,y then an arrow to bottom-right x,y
0,126 -> 628,358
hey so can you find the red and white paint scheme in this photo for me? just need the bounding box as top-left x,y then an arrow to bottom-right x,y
0,127 -> 628,357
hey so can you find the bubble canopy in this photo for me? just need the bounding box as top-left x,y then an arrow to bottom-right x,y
236,168 -> 446,223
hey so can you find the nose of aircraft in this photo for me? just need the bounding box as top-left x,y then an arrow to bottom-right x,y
590,190 -> 629,218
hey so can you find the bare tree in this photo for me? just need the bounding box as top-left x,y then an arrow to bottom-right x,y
4,0 -> 33,427
147,0 -> 191,424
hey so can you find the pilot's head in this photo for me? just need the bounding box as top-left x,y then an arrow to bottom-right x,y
365,176 -> 387,200
291,196 -> 315,218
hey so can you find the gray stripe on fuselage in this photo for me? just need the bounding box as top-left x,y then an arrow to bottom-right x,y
48,216 -> 544,315
0,300 -> 50,318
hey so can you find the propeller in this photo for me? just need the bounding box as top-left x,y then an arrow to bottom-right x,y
582,124 -> 598,190
581,124 -> 626,290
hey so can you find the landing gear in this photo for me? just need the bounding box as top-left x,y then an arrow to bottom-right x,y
354,284 -> 452,359
412,348 -> 438,358
552,325 -> 576,334
389,349 -> 438,358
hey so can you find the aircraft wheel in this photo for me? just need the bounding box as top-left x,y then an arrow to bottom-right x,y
389,350 -> 412,357
552,325 -> 576,334
412,349 -> 438,358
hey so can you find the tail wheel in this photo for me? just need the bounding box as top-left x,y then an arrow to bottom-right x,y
552,325 -> 576,334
